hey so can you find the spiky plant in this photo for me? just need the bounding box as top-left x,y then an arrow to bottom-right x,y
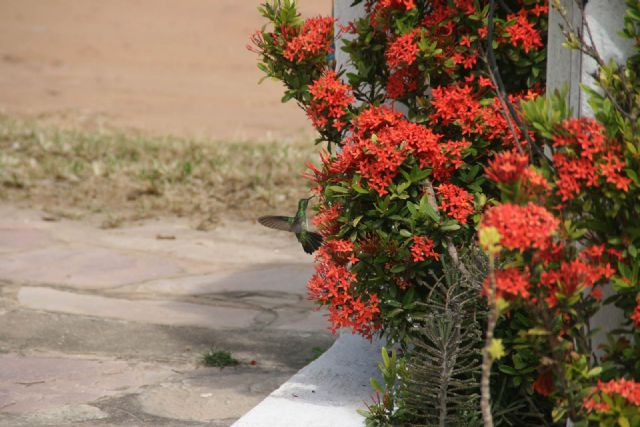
400,249 -> 486,426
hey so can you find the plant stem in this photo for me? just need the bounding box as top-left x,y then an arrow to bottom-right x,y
480,254 -> 497,427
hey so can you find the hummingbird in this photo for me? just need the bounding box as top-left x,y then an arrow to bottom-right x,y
258,197 -> 323,254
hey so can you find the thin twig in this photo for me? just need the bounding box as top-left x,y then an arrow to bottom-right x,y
484,0 -> 553,168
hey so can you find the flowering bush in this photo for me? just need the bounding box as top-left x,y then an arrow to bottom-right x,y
251,0 -> 640,424
476,0 -> 640,422
252,0 -> 547,344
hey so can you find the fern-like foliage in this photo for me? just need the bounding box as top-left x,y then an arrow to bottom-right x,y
400,249 -> 487,426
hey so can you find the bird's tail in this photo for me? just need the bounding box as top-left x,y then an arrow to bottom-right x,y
302,232 -> 323,254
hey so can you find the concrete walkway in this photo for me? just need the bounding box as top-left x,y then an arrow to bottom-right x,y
0,205 -> 334,426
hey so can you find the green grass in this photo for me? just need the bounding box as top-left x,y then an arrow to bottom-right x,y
0,115 -> 316,228
201,349 -> 240,368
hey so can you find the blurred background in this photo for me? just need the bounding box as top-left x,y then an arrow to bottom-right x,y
0,0 -> 330,142
0,0 -> 331,228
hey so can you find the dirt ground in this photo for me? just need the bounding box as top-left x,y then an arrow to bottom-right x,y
0,0 -> 331,142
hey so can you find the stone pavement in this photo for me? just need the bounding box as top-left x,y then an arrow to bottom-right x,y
0,205 -> 334,426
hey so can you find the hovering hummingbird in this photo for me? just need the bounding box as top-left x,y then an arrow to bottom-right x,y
258,197 -> 323,254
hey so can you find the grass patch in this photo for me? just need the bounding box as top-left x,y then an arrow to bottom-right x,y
201,349 -> 240,368
0,115 -> 316,228
310,346 -> 326,360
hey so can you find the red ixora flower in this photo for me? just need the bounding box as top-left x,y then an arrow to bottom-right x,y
284,16 -> 334,63
481,203 -> 559,252
505,10 -> 543,53
313,202 -> 342,237
411,236 -> 439,262
386,66 -> 419,99
307,244 -> 380,338
436,183 -> 474,224
376,0 -> 417,11
341,105 -> 461,196
538,246 -> 615,307
386,29 -> 421,69
307,70 -> 355,131
553,118 -> 631,200
584,378 -> 640,413
484,267 -> 531,301
485,150 -> 529,184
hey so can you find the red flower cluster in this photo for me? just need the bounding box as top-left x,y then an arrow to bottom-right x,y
312,203 -> 342,237
539,256 -> 613,307
284,16 -> 334,63
584,378 -> 640,412
307,71 -> 354,131
379,0 -> 416,10
521,168 -> 551,196
332,106 -> 466,196
431,84 -> 529,147
437,183 -> 474,224
411,236 -> 439,262
307,244 -> 380,338
431,84 -> 479,128
386,29 -> 421,69
481,203 -> 559,252
485,150 -> 529,184
484,267 -> 531,300
505,10 -> 544,53
386,66 -> 419,99
553,118 -> 630,200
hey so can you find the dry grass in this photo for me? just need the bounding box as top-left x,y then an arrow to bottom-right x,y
0,115 -> 317,229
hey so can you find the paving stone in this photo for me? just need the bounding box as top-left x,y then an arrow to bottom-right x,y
0,227 -> 56,254
0,354 -> 172,414
0,205 -> 336,426
53,218 -> 308,267
137,371 -> 291,422
6,404 -> 108,426
18,287 -> 262,329
0,246 -> 185,289
271,308 -> 329,332
127,264 -> 315,296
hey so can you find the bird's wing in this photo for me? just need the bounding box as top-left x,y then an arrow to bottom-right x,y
299,231 -> 324,254
258,216 -> 293,232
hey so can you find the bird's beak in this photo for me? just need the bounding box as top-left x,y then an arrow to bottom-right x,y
306,196 -> 314,202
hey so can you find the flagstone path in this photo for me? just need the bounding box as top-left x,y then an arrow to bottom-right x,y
0,205 -> 334,426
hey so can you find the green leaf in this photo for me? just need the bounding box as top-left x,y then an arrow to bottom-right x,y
381,347 -> 390,367
352,183 -> 369,194
399,229 -> 412,238
391,264 -> 406,273
440,222 -> 461,232
327,185 -> 349,194
527,328 -> 550,336
618,416 -> 630,427
587,366 -> 603,378
498,364 -> 518,375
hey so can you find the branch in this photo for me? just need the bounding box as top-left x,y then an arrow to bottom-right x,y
484,0 -> 554,169
480,253 -> 497,427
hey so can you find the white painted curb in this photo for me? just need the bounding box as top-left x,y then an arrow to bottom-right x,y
232,332 -> 383,427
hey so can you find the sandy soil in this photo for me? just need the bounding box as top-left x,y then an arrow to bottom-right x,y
0,0 -> 330,142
